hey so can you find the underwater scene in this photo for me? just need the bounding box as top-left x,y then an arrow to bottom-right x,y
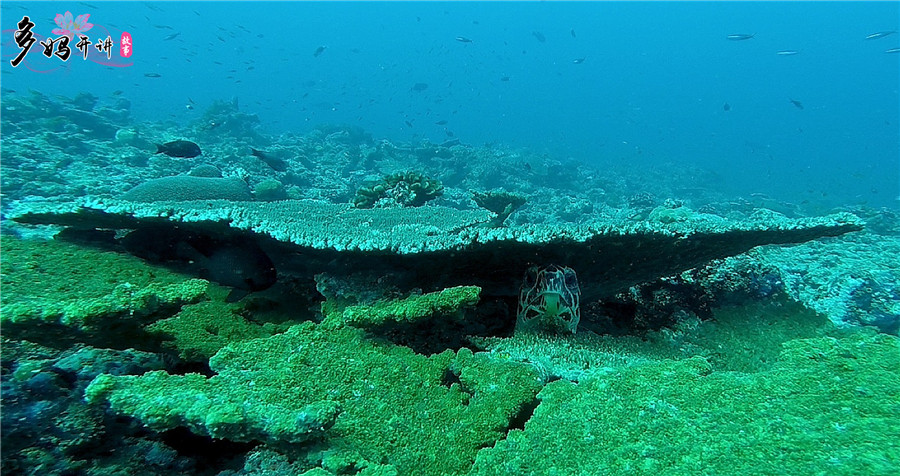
1,1 -> 898,475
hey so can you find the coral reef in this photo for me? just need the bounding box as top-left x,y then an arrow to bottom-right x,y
472,189 -> 527,227
470,330 -> 900,475
87,322 -> 543,474
121,175 -> 253,202
352,171 -> 444,208
2,91 -> 897,476
0,236 -> 208,345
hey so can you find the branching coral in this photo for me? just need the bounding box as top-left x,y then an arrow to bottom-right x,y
352,171 -> 444,208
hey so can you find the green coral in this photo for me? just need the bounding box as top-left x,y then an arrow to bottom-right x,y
0,237 -> 208,334
327,285 -> 481,328
352,171 -> 444,209
471,329 -> 900,475
147,299 -> 290,361
86,322 -> 541,474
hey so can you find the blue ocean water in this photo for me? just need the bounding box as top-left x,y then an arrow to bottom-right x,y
2,1 -> 898,208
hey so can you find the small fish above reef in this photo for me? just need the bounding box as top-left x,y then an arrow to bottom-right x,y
776,50 -> 799,56
411,83 -> 429,92
885,47 -> 900,54
313,45 -> 327,57
250,148 -> 288,172
455,36 -> 473,43
789,98 -> 804,110
723,102 -> 731,111
155,140 -> 201,158
726,33 -> 755,41
144,73 -> 162,78
532,31 -> 546,42
572,57 -> 585,64
865,31 -> 897,40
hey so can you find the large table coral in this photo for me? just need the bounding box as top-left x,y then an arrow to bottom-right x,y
9,198 -> 863,301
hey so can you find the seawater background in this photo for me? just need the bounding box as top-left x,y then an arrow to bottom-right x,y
2,1 -> 898,209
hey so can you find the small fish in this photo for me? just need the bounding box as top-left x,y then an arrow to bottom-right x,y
144,73 -> 162,78
411,83 -> 429,92
155,140 -> 201,158
434,120 -> 448,125
500,75 -> 510,81
789,98 -> 804,110
455,36 -> 473,43
532,31 -> 546,43
776,50 -> 799,56
313,45 -> 326,57
885,47 -> 900,54
153,24 -> 175,30
865,31 -> 897,40
726,33 -> 755,41
250,148 -> 288,172
164,32 -> 180,41
723,102 -> 731,111
572,57 -> 585,64
570,29 -> 576,38
404,120 -> 414,128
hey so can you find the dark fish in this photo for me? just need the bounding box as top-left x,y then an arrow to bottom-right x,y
885,47 -> 900,54
122,228 -> 276,302
500,75 -> 510,81
404,120 -> 414,128
570,29 -> 576,38
789,98 -> 804,110
250,148 -> 288,172
572,57 -> 585,64
164,32 -> 180,41
726,33 -> 755,41
532,31 -> 546,42
155,140 -> 201,158
435,120 -> 448,125
313,45 -> 327,57
775,50 -> 799,56
723,102 -> 731,111
144,73 -> 162,78
455,36 -> 473,43
153,24 -> 175,30
411,83 -> 429,92
865,31 -> 897,40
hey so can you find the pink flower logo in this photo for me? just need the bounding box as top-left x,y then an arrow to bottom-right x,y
51,11 -> 93,40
